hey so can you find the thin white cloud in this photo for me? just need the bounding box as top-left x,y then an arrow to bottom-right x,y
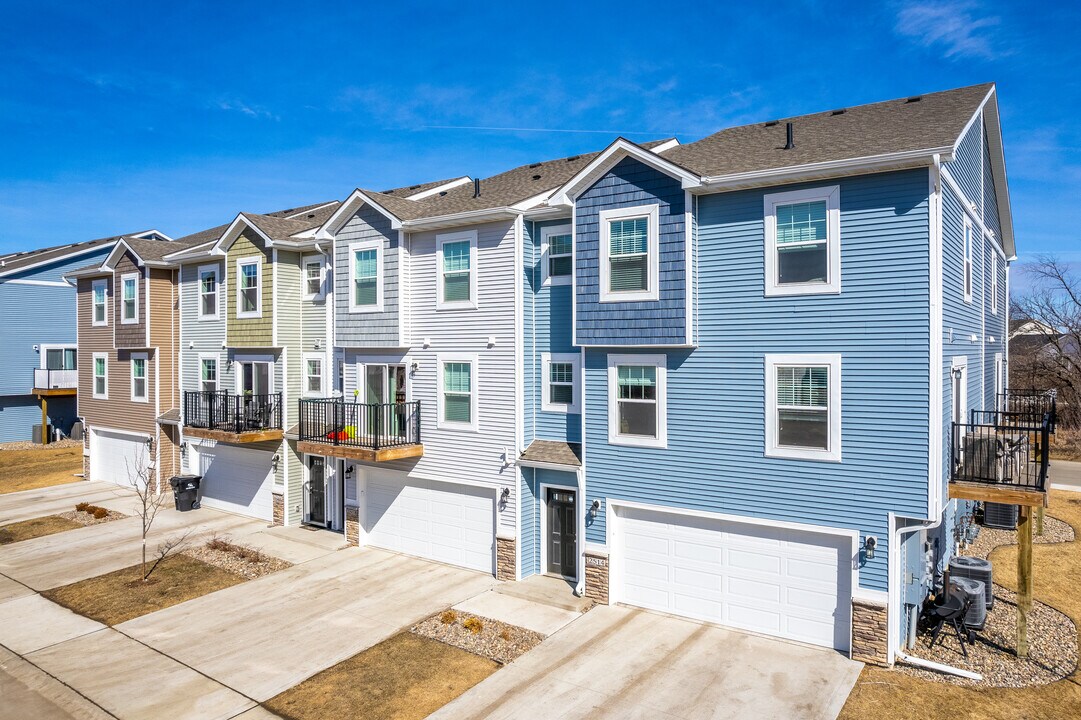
217,100 -> 279,121
894,1 -> 1005,60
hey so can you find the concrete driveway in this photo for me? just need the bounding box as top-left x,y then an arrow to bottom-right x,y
431,605 -> 863,720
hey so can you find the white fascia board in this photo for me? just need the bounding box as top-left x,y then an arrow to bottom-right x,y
651,138 -> 681,153
103,239 -> 143,270
212,214 -> 275,254
401,207 -> 517,232
131,229 -> 175,242
697,147 -> 952,193
162,242 -> 221,263
511,189 -> 557,212
406,177 -> 472,200
978,91 -> 1015,258
549,138 -> 702,206
314,190 -> 402,240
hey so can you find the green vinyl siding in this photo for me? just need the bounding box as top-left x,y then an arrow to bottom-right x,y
226,232 -> 273,346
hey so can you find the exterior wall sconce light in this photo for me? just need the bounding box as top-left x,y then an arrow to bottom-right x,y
864,535 -> 878,560
590,499 -> 601,517
423,337 -> 431,348
410,361 -> 420,374
487,336 -> 496,347
951,367 -> 963,381
500,487 -> 510,502
271,454 -> 280,472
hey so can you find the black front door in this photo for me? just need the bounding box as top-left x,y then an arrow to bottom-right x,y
308,457 -> 326,526
546,489 -> 576,578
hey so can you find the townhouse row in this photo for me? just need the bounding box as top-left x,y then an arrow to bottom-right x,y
66,83 -> 1016,667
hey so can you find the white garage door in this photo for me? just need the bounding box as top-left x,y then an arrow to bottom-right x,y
90,429 -> 150,486
616,505 -> 852,651
364,471 -> 495,573
191,442 -> 274,521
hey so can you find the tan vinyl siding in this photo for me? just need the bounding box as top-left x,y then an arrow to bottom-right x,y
226,232 -> 273,346
149,269 -> 179,413
113,252 -> 147,348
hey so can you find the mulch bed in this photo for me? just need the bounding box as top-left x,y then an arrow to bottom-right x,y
183,538 -> 291,580
58,508 -> 126,526
411,610 -> 544,665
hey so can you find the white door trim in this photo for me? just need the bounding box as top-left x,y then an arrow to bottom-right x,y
539,481 -> 578,581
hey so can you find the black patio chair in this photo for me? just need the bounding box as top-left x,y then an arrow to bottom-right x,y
926,592 -> 973,660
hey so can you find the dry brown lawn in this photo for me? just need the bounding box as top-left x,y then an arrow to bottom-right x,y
0,515 -> 82,545
263,632 -> 498,720
42,554 -> 246,626
1050,428 -> 1081,462
0,445 -> 83,494
840,490 -> 1081,720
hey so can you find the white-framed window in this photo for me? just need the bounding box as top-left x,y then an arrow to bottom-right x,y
542,352 -> 581,413
607,354 -> 667,448
92,353 -> 108,399
990,252 -> 998,315
199,355 -> 218,392
91,279 -> 108,326
436,230 -> 478,310
42,345 -> 77,370
963,218 -> 973,304
120,272 -> 139,324
304,353 -> 324,396
237,257 -> 261,318
765,353 -> 842,462
303,255 -> 326,302
541,224 -> 573,287
198,264 -> 219,320
764,185 -> 841,296
348,241 -> 383,312
131,352 -> 148,402
335,356 -> 345,396
599,205 -> 659,303
437,354 -> 478,430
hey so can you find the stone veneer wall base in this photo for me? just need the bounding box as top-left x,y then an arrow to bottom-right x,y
496,535 -> 516,581
345,506 -> 360,545
584,550 -> 609,605
272,492 -> 284,527
851,598 -> 889,666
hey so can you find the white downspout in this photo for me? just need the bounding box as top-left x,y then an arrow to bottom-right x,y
888,512 -> 945,664
896,651 -> 982,681
574,466 -> 586,596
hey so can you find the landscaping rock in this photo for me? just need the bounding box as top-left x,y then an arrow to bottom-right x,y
412,611 -> 544,665
965,516 -> 1074,560
184,539 -> 291,580
58,508 -> 126,526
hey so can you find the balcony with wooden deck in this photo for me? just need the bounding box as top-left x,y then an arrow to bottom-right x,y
32,368 -> 78,396
297,398 -> 423,462
183,390 -> 284,443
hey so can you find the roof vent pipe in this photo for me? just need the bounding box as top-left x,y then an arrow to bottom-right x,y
784,122 -> 795,150
473,178 -> 481,198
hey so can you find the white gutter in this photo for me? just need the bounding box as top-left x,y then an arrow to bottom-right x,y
401,207 -> 517,231
897,651 -> 983,681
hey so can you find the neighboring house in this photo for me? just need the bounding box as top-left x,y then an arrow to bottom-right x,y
66,235 -> 197,488
0,231 -> 167,443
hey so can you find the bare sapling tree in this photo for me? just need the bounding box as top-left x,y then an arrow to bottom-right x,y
1011,255 -> 1081,427
127,457 -> 192,582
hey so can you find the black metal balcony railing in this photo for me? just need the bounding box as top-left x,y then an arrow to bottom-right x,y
298,398 -> 421,451
183,391 -> 283,433
999,388 -> 1057,434
33,368 -> 78,389
951,407 -> 1051,493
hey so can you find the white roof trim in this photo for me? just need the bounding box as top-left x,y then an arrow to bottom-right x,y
212,214 -> 277,253
314,189 -> 402,240
130,229 -> 175,242
511,189 -> 557,212
400,206 -> 517,231
103,239 -> 144,269
977,88 -> 1015,258
549,138 -> 702,206
406,176 -> 472,200
651,138 -> 681,153
0,241 -> 118,278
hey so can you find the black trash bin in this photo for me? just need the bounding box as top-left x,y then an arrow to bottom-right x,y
169,474 -> 202,511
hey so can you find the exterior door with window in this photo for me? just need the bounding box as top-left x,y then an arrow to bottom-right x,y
364,364 -> 407,438
547,489 -> 577,579
239,361 -> 272,430
306,456 -> 326,527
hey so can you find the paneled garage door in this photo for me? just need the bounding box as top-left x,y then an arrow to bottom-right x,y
615,505 -> 852,651
191,442 -> 274,521
364,471 -> 495,573
90,429 -> 150,486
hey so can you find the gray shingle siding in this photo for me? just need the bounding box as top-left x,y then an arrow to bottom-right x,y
334,206 -> 400,347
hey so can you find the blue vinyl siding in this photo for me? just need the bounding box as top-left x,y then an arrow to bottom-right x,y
582,169 -> 932,593
523,222 -> 536,447
946,116 -> 983,216
575,157 -> 688,346
982,138 -> 1001,241
520,466 -> 577,578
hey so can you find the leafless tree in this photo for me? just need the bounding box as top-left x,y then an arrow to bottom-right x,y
127,458 -> 192,581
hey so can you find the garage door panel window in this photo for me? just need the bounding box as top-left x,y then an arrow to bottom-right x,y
608,354 -> 666,448
765,354 -> 841,462
131,354 -> 148,402
439,358 -> 477,430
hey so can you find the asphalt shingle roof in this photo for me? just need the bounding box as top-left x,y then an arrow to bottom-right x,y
520,440 -> 582,467
0,231 -> 158,277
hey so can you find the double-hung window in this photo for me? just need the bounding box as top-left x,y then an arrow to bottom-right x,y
438,355 -> 478,430
990,251 -> 998,315
437,231 -> 478,309
599,205 -> 659,302
198,265 -> 219,320
764,186 -> 841,296
303,256 -> 325,301
305,354 -> 323,396
131,353 -> 148,402
200,356 -> 217,392
963,218 -> 974,304
120,273 -> 139,323
92,279 -> 108,326
92,353 -> 108,399
542,225 -> 573,286
607,354 -> 667,448
542,353 -> 581,413
765,354 -> 841,462
349,241 -> 382,311
237,258 -> 261,317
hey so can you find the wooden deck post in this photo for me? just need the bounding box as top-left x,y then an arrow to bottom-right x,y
1017,504 -> 1034,658
40,395 -> 49,446
1035,506 -> 1045,536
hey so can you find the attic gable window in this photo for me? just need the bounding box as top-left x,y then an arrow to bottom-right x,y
237,258 -> 261,318
599,204 -> 660,303
120,273 -> 139,324
764,186 -> 841,296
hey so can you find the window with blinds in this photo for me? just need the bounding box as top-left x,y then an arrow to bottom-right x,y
548,233 -> 573,279
775,365 -> 829,450
353,249 -> 378,306
442,240 -> 472,303
608,217 -> 649,293
443,361 -> 472,423
616,364 -> 657,437
306,358 -> 323,394
549,362 -> 574,405
775,200 -> 828,285
46,348 -> 76,370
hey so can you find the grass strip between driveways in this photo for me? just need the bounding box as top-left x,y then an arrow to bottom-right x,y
0,515 -> 83,545
263,632 -> 498,720
42,554 -> 247,626
839,490 -> 1081,720
0,446 -> 84,494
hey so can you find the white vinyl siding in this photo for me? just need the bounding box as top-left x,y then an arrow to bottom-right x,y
765,354 -> 842,462
436,230 -> 478,310
764,186 -> 841,296
120,273 -> 139,323
198,265 -> 219,320
348,240 -> 383,312
599,205 -> 659,302
237,258 -> 261,318
92,279 -> 108,326
607,354 -> 667,448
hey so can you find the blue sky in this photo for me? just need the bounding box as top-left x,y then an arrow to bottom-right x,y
1,1 -> 1077,273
